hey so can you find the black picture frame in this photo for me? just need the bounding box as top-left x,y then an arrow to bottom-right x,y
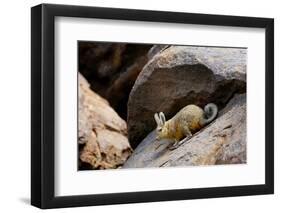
31,3 -> 274,209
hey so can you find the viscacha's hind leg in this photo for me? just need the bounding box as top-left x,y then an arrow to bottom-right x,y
182,125 -> 192,140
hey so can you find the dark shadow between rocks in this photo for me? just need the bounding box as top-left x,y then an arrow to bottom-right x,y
79,42 -> 153,120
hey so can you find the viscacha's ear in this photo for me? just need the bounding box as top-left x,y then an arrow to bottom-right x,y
154,113 -> 161,127
159,112 -> 166,124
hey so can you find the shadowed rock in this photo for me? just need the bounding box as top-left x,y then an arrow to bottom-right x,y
79,42 -> 153,119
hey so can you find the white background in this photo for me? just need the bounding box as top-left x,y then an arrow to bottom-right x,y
0,0 -> 279,212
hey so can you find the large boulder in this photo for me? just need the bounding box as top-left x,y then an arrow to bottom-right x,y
127,46 -> 247,148
123,94 -> 246,168
78,73 -> 132,169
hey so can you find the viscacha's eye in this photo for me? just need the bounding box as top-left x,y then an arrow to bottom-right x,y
157,127 -> 162,132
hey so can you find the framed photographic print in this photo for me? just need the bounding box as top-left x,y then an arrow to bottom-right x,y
31,3 -> 274,209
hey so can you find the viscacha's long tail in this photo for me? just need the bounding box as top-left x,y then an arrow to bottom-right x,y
199,103 -> 218,126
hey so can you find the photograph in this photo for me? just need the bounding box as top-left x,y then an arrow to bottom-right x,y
78,42 -> 247,170
30,3 -> 274,209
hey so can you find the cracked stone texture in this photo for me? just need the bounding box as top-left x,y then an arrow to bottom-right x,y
78,73 -> 132,169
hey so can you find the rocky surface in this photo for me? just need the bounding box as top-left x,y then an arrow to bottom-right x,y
123,94 -> 246,168
78,43 -> 248,169
127,46 -> 247,148
79,42 -> 153,119
78,73 -> 132,169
